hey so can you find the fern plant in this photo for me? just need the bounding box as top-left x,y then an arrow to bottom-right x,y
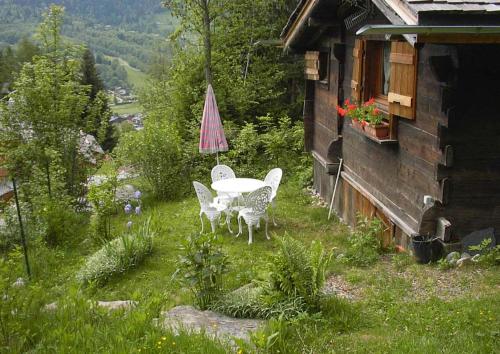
269,236 -> 332,308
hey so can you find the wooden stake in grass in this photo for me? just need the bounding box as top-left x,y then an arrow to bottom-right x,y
12,178 -> 31,279
328,158 -> 343,220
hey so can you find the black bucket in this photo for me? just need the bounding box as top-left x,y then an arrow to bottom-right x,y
412,236 -> 442,264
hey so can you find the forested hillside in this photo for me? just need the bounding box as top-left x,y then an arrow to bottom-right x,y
0,0 -> 174,88
0,0 -> 165,28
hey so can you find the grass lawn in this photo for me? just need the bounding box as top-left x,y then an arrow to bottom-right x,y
111,101 -> 143,115
3,180 -> 499,353
110,56 -> 149,91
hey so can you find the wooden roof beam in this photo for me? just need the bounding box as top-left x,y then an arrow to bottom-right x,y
283,0 -> 321,49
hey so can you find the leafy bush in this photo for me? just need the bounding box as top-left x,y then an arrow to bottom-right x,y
35,197 -> 86,247
340,216 -> 383,267
76,218 -> 154,285
469,238 -> 500,266
175,233 -> 229,310
269,237 -> 332,308
87,172 -> 119,242
227,115 -> 309,182
115,117 -> 186,200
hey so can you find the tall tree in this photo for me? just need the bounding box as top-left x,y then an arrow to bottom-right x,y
81,47 -> 104,100
163,0 -> 228,85
0,46 -> 16,85
152,0 -> 303,138
80,47 -> 116,151
16,37 -> 40,65
1,5 -> 90,197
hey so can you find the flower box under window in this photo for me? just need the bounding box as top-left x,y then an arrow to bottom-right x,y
338,98 -> 398,144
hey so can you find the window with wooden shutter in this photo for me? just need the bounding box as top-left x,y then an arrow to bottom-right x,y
304,51 -> 320,81
388,42 -> 418,119
351,39 -> 364,104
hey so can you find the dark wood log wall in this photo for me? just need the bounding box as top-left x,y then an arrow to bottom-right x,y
340,35 -> 452,235
311,47 -> 340,160
439,45 -> 500,239
306,10 -> 500,243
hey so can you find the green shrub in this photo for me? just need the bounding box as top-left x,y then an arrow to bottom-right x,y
209,284 -> 307,320
269,236 -> 332,308
76,218 -> 154,285
227,114 -> 309,182
35,198 -> 86,247
174,233 -> 229,310
341,216 -> 383,267
469,238 -> 500,266
115,117 -> 186,200
87,172 -> 119,242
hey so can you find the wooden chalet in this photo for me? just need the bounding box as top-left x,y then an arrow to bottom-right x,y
281,0 -> 500,249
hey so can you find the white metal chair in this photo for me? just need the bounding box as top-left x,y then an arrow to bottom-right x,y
264,168 -> 283,226
193,181 -> 231,234
236,186 -> 273,244
210,164 -> 239,199
211,164 -> 236,182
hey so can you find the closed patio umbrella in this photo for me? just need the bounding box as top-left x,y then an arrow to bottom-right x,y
199,84 -> 228,164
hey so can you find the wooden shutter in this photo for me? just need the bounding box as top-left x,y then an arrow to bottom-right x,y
388,42 -> 418,119
304,51 -> 320,81
351,39 -> 364,104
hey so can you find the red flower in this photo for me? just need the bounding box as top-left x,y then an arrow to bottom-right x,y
364,98 -> 375,106
344,98 -> 350,106
337,106 -> 347,117
373,108 -> 380,115
361,120 -> 368,127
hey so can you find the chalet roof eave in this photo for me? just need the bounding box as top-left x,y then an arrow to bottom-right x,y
357,24 -> 500,35
281,0 -> 323,50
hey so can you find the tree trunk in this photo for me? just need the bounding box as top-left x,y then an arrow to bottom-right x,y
201,0 -> 213,86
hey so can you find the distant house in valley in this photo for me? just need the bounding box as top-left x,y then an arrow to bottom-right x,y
281,0 -> 500,249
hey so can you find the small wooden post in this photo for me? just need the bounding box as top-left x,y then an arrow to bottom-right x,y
12,178 -> 31,279
328,158 -> 343,220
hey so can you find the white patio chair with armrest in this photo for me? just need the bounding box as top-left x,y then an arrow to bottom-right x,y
236,186 -> 272,244
210,165 -> 240,201
264,168 -> 283,226
193,181 -> 232,234
211,164 -> 243,225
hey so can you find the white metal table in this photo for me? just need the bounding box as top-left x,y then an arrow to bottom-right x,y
211,178 -> 266,195
211,178 -> 267,234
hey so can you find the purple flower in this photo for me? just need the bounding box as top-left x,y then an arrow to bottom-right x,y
134,190 -> 142,199
135,206 -> 141,215
124,203 -> 133,214
126,221 -> 133,229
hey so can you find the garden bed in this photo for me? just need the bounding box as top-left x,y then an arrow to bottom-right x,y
1,183 -> 498,353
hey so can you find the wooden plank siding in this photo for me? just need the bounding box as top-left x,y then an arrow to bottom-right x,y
437,44 -> 500,239
311,45 -> 341,161
303,7 -> 500,246
336,33 -> 449,241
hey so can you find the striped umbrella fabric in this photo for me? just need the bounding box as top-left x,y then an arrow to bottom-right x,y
199,84 -> 228,158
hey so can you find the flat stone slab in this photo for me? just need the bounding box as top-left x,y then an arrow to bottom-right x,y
159,305 -> 264,344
